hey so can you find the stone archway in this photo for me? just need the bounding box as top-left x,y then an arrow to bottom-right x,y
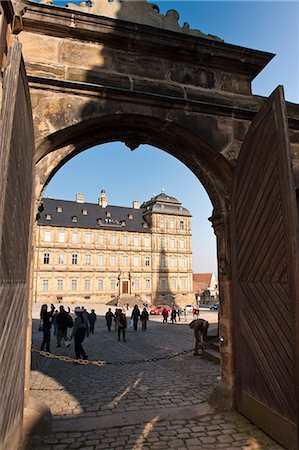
0,0 -> 299,448
34,112 -> 234,387
17,0 -> 299,445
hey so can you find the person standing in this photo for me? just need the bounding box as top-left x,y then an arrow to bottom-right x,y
70,306 -> 89,360
171,307 -> 177,324
162,307 -> 169,323
114,308 -> 120,331
88,309 -> 97,334
116,309 -> 127,342
183,308 -> 187,322
177,307 -> 181,322
52,309 -> 58,336
56,305 -> 70,347
140,308 -> 149,331
105,308 -> 114,331
131,304 -> 140,331
40,303 -> 55,352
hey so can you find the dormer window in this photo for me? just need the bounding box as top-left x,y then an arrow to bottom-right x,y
106,212 -> 111,218
82,209 -> 88,215
143,222 -> 148,228
45,214 -> 52,221
72,216 -> 78,223
160,204 -> 164,209
97,218 -> 102,225
56,207 -> 62,213
128,214 -> 133,220
121,221 -> 126,226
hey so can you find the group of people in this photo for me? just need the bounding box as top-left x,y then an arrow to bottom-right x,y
162,306 -> 188,323
105,305 -> 150,342
40,302 -> 209,361
39,304 -> 97,360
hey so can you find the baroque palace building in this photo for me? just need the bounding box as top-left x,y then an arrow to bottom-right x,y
33,191 -> 194,306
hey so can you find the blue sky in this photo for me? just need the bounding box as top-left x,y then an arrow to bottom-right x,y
44,1 -> 298,275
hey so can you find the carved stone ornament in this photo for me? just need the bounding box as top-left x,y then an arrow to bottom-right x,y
39,0 -> 223,42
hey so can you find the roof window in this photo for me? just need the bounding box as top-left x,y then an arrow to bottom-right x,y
106,212 -> 111,218
45,214 -> 52,221
82,209 -> 88,215
128,214 -> 133,220
72,216 -> 78,223
56,207 -> 62,213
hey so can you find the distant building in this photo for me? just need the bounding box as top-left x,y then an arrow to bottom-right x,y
193,273 -> 219,303
34,191 -> 194,306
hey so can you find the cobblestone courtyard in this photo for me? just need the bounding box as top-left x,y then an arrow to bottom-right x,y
25,305 -> 282,450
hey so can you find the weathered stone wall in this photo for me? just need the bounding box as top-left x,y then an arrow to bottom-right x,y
16,0 -> 299,409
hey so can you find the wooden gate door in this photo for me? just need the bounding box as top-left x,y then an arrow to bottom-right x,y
0,26 -> 35,449
230,86 -> 299,448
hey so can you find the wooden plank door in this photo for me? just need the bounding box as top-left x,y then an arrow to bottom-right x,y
122,280 -> 129,294
0,34 -> 35,448
230,86 -> 299,448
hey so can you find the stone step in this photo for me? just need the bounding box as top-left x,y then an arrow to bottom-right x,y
202,344 -> 220,364
209,341 -> 220,352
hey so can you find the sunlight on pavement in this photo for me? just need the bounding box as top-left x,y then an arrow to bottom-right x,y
243,436 -> 261,449
107,373 -> 143,408
133,416 -> 159,450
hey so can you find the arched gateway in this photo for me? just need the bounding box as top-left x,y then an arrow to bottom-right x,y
0,1 -> 299,448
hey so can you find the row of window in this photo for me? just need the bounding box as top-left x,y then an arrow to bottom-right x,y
42,230 -> 187,249
41,277 -> 188,292
42,252 -> 188,267
43,231 -> 152,246
158,218 -> 186,230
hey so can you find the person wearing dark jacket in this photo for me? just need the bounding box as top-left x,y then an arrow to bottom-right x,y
131,305 -> 140,331
116,309 -> 127,342
40,303 -> 55,352
56,305 -> 70,347
140,308 -> 149,331
88,309 -> 97,334
105,308 -> 114,331
70,306 -> 89,360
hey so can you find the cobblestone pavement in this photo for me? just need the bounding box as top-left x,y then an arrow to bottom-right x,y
25,306 -> 282,449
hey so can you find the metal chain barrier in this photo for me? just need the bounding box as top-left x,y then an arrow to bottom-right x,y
31,348 -> 195,366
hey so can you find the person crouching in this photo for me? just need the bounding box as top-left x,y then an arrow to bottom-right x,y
189,319 -> 209,355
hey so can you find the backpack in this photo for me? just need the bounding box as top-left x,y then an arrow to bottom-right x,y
66,314 -> 73,328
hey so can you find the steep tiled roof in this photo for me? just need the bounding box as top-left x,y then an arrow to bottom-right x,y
38,198 -> 150,232
193,273 -> 213,292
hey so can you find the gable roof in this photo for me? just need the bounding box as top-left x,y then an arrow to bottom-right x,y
193,273 -> 213,292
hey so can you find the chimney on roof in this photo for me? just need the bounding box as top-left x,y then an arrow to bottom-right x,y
76,193 -> 84,203
98,189 -> 108,208
133,200 -> 140,209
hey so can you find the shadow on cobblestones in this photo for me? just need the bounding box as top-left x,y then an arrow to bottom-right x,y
26,314 -> 282,450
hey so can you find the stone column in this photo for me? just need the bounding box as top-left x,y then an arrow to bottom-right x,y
209,204 -> 235,408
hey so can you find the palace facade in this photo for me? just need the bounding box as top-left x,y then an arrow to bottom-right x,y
34,191 -> 194,306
